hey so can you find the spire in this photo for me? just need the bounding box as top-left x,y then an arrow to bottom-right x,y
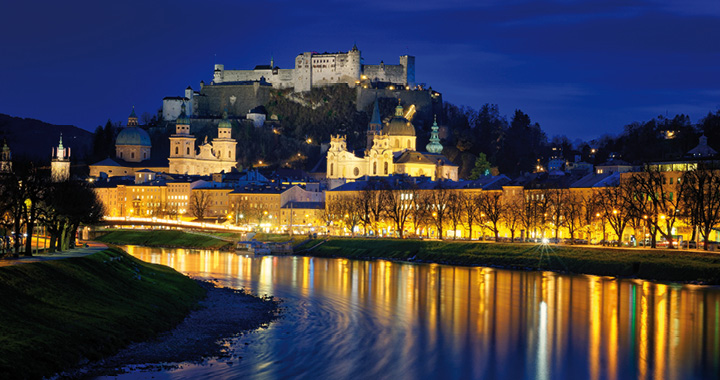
370,96 -> 381,129
58,133 -> 64,151
426,115 -> 443,154
129,106 -> 137,118
128,106 -> 138,126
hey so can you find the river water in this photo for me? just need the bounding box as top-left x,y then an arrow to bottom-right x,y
112,245 -> 720,380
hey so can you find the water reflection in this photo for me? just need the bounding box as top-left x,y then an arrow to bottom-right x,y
123,246 -> 720,380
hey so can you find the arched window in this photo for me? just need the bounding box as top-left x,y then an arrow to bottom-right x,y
175,146 -> 179,155
373,162 -> 377,175
143,152 -> 147,159
384,161 -> 389,175
119,151 -> 123,159
187,147 -> 190,155
330,163 -> 334,176
131,152 -> 134,159
228,150 -> 232,158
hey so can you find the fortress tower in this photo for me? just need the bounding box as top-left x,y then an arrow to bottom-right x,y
51,134 -> 70,182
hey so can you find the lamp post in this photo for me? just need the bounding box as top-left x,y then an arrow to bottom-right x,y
642,215 -> 648,247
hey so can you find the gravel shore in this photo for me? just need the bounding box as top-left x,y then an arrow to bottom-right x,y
61,280 -> 280,378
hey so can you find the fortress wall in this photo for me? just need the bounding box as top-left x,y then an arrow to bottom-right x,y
362,64 -> 407,84
196,83 -> 271,118
221,69 -> 295,89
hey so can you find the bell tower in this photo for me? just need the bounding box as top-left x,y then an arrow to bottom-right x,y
51,134 -> 71,182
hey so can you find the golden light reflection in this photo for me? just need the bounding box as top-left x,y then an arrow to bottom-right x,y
120,245 -> 720,379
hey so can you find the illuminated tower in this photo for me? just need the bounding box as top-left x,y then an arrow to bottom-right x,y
366,97 -> 382,152
0,140 -> 12,173
213,109 -> 237,162
168,104 -> 196,174
51,134 -> 70,182
425,116 -> 443,153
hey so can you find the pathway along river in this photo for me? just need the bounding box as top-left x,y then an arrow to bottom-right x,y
109,245 -> 720,380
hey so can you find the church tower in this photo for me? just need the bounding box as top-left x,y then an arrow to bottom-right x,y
425,116 -> 443,153
51,134 -> 70,182
169,104 -> 196,174
212,109 -> 237,163
128,106 -> 138,126
366,97 -> 382,152
0,140 -> 12,173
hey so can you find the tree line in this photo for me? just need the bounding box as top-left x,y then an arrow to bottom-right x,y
325,164 -> 720,250
0,161 -> 104,256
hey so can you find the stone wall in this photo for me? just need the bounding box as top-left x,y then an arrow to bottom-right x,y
363,64 -> 406,84
196,82 -> 271,118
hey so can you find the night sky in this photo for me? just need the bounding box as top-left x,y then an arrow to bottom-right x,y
1,0 -> 718,141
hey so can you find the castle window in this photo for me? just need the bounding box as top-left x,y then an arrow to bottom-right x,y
187,147 -> 190,155
131,152 -> 134,159
175,147 -> 179,155
384,162 -> 389,175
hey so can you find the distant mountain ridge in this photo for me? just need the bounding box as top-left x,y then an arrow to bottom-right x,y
0,114 -> 93,161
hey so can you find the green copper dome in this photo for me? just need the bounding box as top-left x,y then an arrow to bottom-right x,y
218,109 -> 232,129
116,127 -> 151,147
176,103 -> 190,125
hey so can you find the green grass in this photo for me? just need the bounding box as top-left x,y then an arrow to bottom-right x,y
96,230 -> 233,249
253,233 -> 304,244
300,238 -> 720,285
0,248 -> 206,379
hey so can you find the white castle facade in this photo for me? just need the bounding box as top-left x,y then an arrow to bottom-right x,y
212,45 -> 415,92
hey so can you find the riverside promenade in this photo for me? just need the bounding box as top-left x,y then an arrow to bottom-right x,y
0,242 -> 108,267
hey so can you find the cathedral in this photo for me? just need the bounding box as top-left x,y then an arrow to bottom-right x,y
168,105 -> 237,175
326,100 -> 458,183
89,106 -> 237,177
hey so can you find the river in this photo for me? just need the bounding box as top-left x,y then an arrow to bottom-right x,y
109,245 -> 720,380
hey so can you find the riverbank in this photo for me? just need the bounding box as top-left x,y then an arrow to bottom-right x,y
0,247 -> 278,379
96,230 -> 234,250
297,238 -> 720,285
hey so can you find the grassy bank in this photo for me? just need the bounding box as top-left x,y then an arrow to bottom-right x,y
0,248 -> 205,379
96,230 -> 233,249
300,238 -> 720,285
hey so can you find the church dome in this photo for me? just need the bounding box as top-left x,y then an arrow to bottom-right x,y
116,127 -> 151,147
383,102 -> 415,136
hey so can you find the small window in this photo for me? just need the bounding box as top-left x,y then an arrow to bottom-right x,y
353,167 -> 359,176
175,147 -> 179,155
384,161 -> 389,175
187,147 -> 190,155
131,152 -> 134,159
330,163 -> 334,176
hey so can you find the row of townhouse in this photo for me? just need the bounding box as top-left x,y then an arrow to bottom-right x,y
326,168 -> 720,245
93,169 -> 326,233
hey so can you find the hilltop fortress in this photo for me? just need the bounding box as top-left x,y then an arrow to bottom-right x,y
163,45 -> 418,121
213,44 -> 415,92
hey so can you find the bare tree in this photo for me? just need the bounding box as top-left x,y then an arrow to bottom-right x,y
461,192 -> 480,240
478,191 -> 504,241
502,198 -> 523,242
446,191 -> 464,239
546,188 -> 567,241
410,190 -> 432,238
596,180 -> 633,246
190,191 -> 211,220
681,164 -> 720,250
562,192 -> 584,243
429,182 -> 451,239
629,168 -> 687,248
381,179 -> 414,238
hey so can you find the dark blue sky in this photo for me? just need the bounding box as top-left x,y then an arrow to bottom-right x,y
1,0 -> 718,141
